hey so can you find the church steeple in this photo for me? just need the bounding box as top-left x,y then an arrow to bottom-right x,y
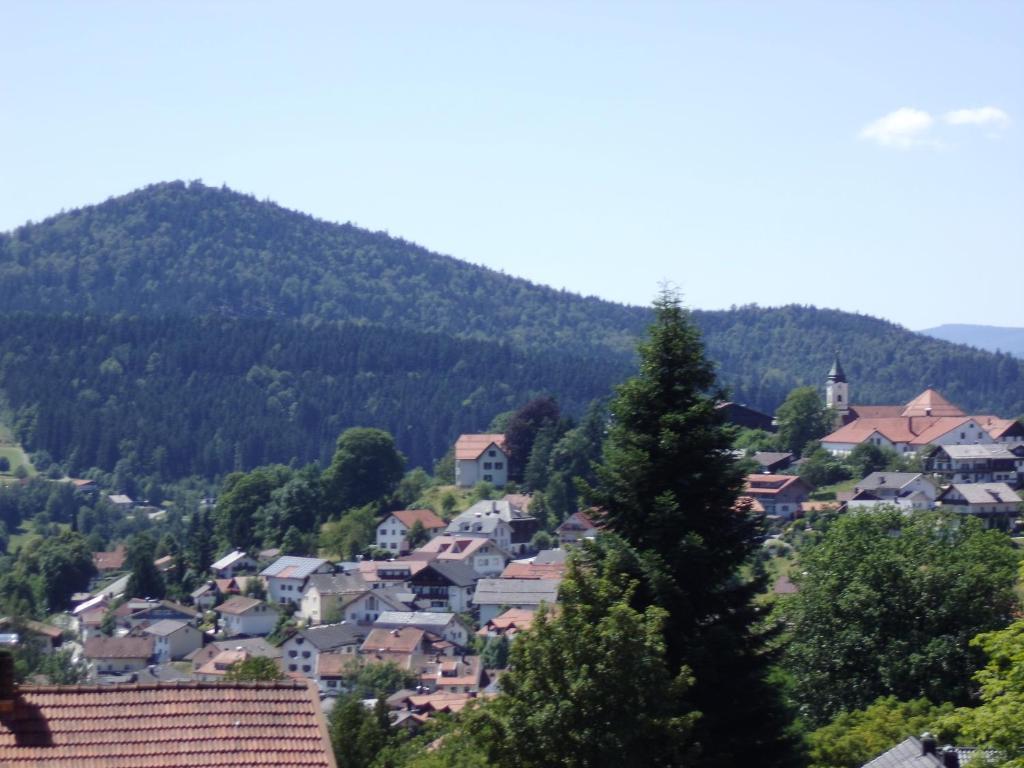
825,353 -> 849,417
827,353 -> 847,384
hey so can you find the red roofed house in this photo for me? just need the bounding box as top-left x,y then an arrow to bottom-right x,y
92,544 -> 127,573
556,511 -> 599,546
744,475 -> 813,519
376,508 -> 447,554
0,656 -> 336,768
454,433 -> 509,488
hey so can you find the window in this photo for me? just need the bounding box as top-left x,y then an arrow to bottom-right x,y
289,664 -> 297,672
289,650 -> 297,658
327,680 -> 337,688
483,474 -> 493,482
483,462 -> 493,470
302,665 -> 311,673
302,651 -> 310,658
488,450 -> 496,457
960,433 -> 966,440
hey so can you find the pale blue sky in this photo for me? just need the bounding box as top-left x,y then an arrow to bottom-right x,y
1,1 -> 1021,329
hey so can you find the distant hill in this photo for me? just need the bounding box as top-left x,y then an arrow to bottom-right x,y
919,324 -> 1024,359
1,181 -> 1022,479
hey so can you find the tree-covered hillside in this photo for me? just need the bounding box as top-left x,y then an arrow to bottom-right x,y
1,181 -> 1022,483
0,181 -> 648,356
0,314 -> 626,478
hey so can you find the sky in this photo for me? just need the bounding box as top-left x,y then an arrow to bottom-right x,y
1,1 -> 1021,330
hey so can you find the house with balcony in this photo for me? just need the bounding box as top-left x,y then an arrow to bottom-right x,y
925,444 -> 1023,487
743,474 -> 813,519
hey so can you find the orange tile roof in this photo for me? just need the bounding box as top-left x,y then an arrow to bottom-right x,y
215,596 -> 265,616
743,475 -> 810,496
92,544 -> 127,571
454,434 -> 507,461
900,388 -> 964,417
0,681 -> 336,767
390,508 -> 446,530
361,627 -> 428,655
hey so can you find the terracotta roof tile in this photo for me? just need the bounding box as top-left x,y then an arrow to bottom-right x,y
454,434 -> 507,461
0,681 -> 336,767
390,509 -> 446,530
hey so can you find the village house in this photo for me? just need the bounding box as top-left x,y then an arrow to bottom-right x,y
92,544 -> 127,574
193,648 -> 252,681
357,560 -> 428,591
454,433 -> 509,488
359,627 -> 453,661
124,599 -> 199,632
413,535 -> 510,577
216,596 -> 279,637
261,556 -> 333,606
473,578 -> 561,624
188,637 -> 281,674
743,474 -> 813,518
83,635 -> 155,675
842,472 -> 939,511
209,549 -> 257,579
106,494 -> 134,510
556,511 -> 599,546
447,499 -> 539,555
373,611 -> 471,647
280,622 -> 369,679
412,653 -> 484,695
937,483 -> 1023,529
143,619 -> 203,662
925,443 -> 1024,486
407,560 -> 478,613
376,508 -> 447,554
298,571 -> 368,625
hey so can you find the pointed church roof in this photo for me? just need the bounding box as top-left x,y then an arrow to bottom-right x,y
900,388 -> 964,417
827,354 -> 847,383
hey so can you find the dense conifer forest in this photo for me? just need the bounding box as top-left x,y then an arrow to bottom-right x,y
1,181 -> 1022,481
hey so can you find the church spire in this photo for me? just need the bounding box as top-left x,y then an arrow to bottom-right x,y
827,352 -> 847,384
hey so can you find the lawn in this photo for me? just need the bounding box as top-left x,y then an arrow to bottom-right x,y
0,429 -> 36,480
412,484 -> 479,520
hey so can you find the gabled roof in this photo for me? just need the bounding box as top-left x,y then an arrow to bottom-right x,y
501,561 -> 567,580
417,535 -> 506,560
304,572 -> 366,596
261,556 -> 329,580
744,474 -> 812,496
215,596 -> 268,616
0,680 -> 336,767
414,560 -> 480,588
473,578 -> 561,606
387,509 -> 447,530
92,545 -> 127,572
360,627 -> 429,655
556,511 -> 598,533
374,611 -> 458,631
855,473 -> 931,492
83,635 -> 155,660
939,483 -> 1022,505
479,608 -> 537,635
143,619 -> 192,637
454,434 -> 508,461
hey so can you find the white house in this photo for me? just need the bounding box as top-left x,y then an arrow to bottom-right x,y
408,561 -> 478,613
447,500 -> 538,555
373,611 -> 471,647
454,434 -> 509,488
216,596 -> 279,637
376,509 -> 447,554
843,472 -> 939,512
83,635 -> 154,675
473,578 -> 561,624
937,483 -> 1022,529
260,556 -> 332,606
280,622 -> 368,679
144,619 -> 204,662
415,535 -> 510,578
210,550 -> 257,579
298,572 -> 367,625
925,444 -> 1023,486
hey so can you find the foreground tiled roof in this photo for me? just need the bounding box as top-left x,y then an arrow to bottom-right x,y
0,681 -> 336,767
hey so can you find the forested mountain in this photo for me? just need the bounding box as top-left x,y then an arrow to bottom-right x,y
1,181 -> 1022,483
919,324 -> 1024,359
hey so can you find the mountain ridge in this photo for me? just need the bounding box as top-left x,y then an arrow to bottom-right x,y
1,181 -> 1022,479
919,324 -> 1024,359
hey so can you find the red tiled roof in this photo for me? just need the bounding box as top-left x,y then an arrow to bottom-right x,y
900,388 -> 964,417
390,509 -> 446,530
454,434 -> 507,461
0,681 -> 336,767
92,544 -> 127,572
743,475 -> 810,496
215,596 -> 265,616
361,627 -> 427,655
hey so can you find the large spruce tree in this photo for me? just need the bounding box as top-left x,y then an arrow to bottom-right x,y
585,289 -> 797,768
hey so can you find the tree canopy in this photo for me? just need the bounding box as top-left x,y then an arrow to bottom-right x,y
322,428 -> 405,514
781,508 -> 1021,725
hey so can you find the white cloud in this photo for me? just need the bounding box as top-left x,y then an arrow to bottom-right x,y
943,106 -> 1010,126
859,108 -> 935,148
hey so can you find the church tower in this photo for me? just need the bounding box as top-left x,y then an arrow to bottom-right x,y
825,353 -> 849,419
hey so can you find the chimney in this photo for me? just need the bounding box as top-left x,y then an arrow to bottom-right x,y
942,746 -> 960,768
0,650 -> 15,715
920,733 -> 937,756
